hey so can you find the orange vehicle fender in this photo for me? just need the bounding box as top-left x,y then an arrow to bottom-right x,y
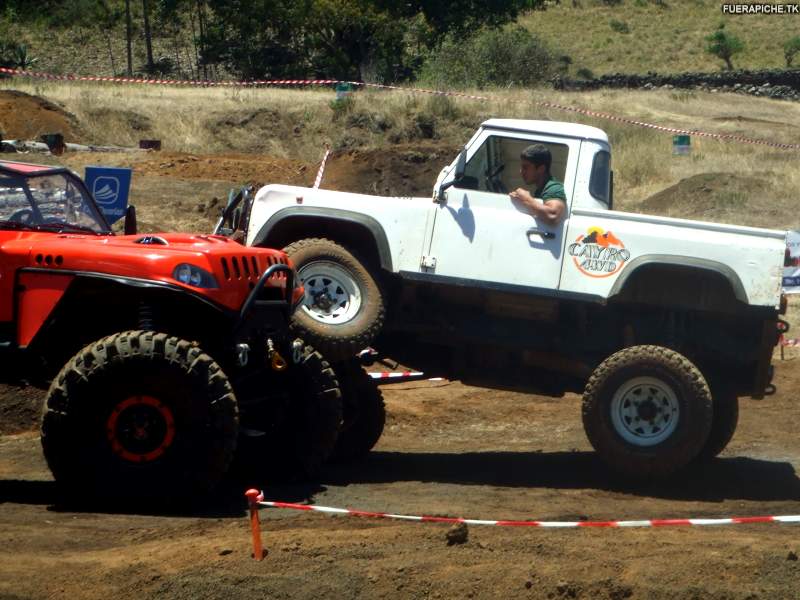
17,272 -> 74,348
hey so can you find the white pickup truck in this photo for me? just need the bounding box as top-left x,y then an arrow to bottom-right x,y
216,118 -> 788,479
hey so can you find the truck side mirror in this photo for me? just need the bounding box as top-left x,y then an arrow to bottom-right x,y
436,149 -> 467,202
124,204 -> 137,235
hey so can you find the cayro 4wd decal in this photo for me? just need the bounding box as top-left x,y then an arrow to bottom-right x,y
568,226 -> 631,278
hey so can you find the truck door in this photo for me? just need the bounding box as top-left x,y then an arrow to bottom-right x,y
426,132 -> 579,291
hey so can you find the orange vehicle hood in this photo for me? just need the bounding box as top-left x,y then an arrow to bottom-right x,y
3,232 -> 293,312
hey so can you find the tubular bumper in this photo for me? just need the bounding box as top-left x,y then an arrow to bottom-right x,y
233,264 -> 297,337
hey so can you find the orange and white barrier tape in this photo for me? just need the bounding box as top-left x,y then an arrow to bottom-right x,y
369,371 -> 445,381
369,371 -> 424,379
244,490 -> 800,559
533,100 -> 800,150
261,498 -> 800,528
3,66 -> 799,150
0,67 -> 340,87
313,147 -> 331,189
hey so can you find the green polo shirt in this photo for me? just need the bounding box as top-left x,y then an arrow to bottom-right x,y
535,175 -> 566,203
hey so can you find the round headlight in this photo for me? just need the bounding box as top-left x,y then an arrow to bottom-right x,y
176,264 -> 193,284
172,263 -> 218,289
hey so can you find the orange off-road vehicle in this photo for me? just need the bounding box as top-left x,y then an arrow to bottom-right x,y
0,160 -> 343,502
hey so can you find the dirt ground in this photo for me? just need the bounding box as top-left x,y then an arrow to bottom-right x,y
1,358 -> 799,599
1,91 -> 799,599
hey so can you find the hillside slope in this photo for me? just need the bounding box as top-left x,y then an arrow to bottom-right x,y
521,0 -> 800,76
3,1 -> 799,79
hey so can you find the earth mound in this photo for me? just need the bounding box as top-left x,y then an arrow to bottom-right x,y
639,172 -> 768,224
322,144 -> 459,197
0,90 -> 84,141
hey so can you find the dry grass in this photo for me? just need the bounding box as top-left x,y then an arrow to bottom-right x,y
2,78 -> 799,228
9,81 -> 340,161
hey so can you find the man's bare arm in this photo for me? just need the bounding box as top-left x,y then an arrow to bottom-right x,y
509,188 -> 565,225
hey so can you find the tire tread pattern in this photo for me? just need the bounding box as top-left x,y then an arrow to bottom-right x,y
330,360 -> 386,462
41,330 -> 239,502
278,342 -> 343,477
582,345 -> 713,479
284,238 -> 385,361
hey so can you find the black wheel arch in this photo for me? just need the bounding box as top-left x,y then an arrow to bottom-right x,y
609,255 -> 748,313
250,207 -> 393,272
28,274 -> 232,375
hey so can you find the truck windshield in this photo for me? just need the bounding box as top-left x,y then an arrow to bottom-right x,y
0,172 -> 110,234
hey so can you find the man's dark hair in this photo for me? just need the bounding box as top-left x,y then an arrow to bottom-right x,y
520,144 -> 552,170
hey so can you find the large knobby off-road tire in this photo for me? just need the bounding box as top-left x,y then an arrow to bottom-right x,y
329,359 -> 386,462
696,379 -> 739,462
278,342 -> 342,476
237,341 -> 342,480
582,345 -> 713,479
41,331 -> 239,503
284,238 -> 385,361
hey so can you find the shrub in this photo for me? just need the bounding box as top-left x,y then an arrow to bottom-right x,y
576,67 -> 595,79
705,25 -> 744,70
345,110 -> 393,133
329,95 -> 355,120
0,41 -> 37,69
426,95 -> 460,120
412,113 -> 436,139
609,19 -> 630,34
785,36 -> 800,67
419,26 -> 560,89
141,56 -> 176,77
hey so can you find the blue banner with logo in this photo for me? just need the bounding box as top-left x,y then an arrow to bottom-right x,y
85,166 -> 132,225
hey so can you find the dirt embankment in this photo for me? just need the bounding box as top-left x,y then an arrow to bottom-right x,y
0,90 -> 84,141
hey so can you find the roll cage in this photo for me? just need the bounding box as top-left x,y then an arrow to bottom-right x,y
0,161 -> 112,234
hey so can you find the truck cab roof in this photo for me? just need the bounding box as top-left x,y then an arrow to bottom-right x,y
481,119 -> 609,145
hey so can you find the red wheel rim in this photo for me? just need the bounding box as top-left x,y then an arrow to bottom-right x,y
106,396 -> 176,463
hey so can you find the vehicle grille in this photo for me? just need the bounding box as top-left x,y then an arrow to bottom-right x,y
219,254 -> 287,281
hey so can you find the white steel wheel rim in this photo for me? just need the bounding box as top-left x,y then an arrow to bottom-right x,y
610,376 -> 680,447
298,261 -> 363,324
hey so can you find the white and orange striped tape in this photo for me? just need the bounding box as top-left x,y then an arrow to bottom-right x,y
313,148 -> 331,189
257,498 -> 800,528
368,371 -> 425,380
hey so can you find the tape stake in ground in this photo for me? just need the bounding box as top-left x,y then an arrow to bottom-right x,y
245,495 -> 800,558
245,489 -> 266,561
